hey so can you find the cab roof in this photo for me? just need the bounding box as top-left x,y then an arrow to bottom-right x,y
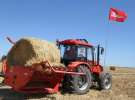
58,39 -> 93,47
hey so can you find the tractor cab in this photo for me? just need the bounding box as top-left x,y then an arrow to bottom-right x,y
57,39 -> 104,66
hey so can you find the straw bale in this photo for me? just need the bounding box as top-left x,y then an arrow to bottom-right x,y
109,66 -> 116,71
7,37 -> 62,67
0,62 -> 4,83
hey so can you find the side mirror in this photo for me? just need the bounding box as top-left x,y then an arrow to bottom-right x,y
56,39 -> 60,49
101,47 -> 104,55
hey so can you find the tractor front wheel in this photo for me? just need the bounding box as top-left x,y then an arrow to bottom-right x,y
98,72 -> 112,90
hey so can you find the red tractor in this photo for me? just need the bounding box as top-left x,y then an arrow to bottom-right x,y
1,38 -> 112,94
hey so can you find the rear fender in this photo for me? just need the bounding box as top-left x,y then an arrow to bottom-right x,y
67,61 -> 90,71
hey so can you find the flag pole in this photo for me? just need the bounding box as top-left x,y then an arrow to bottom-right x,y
103,39 -> 108,68
103,8 -> 111,68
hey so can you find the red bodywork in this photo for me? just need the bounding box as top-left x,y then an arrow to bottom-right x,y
3,61 -> 87,93
58,39 -> 92,47
3,38 -> 103,94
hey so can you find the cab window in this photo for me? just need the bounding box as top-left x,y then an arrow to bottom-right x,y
77,47 -> 86,57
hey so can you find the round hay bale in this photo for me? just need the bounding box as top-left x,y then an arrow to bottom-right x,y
7,37 -> 62,67
0,62 -> 4,83
109,66 -> 116,71
0,62 -> 2,72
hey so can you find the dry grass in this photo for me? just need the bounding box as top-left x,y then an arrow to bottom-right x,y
108,67 -> 135,74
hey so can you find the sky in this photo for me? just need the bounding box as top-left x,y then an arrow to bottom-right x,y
0,0 -> 134,67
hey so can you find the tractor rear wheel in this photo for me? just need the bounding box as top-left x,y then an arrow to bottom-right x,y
98,72 -> 112,90
63,65 -> 92,94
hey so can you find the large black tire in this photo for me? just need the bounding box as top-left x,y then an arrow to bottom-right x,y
98,72 -> 112,90
62,65 -> 92,94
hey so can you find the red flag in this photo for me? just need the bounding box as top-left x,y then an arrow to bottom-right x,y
109,8 -> 128,22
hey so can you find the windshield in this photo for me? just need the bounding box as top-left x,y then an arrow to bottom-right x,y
77,47 -> 86,58
60,45 -> 93,61
60,45 -> 76,60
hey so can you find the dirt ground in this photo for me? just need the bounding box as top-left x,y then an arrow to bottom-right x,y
0,67 -> 134,100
